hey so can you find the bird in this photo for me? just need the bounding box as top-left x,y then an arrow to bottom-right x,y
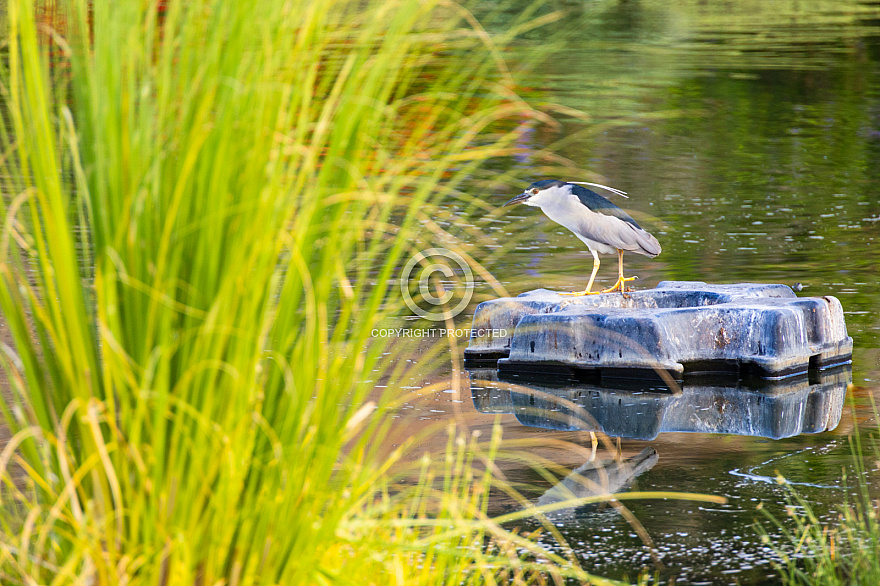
503,179 -> 661,296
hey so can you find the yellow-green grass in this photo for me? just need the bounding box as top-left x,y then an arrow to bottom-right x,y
0,1 -> 724,584
757,400 -> 880,585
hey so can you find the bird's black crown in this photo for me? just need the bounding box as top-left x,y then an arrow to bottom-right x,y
527,179 -> 567,191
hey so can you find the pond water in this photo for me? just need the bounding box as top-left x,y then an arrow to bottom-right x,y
389,2 -> 880,583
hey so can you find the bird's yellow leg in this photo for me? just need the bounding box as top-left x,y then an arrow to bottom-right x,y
601,250 -> 637,294
559,249 -> 602,296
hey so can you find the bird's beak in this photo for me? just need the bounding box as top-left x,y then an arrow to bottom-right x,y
503,191 -> 531,207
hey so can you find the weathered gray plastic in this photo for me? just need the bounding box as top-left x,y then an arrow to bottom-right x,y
465,281 -> 852,380
468,365 -> 849,440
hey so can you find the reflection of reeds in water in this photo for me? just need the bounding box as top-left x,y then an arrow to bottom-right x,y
756,399 -> 880,585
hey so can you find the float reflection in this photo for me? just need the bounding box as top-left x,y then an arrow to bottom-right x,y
468,366 -> 849,440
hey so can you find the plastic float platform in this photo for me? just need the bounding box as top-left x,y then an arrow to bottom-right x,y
464,281 -> 853,383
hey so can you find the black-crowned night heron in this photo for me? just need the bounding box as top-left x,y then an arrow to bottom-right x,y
504,179 -> 661,295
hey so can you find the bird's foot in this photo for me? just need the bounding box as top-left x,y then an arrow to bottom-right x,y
602,276 -> 638,295
559,289 -> 602,296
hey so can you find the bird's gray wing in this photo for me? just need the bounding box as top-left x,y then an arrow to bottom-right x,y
569,184 -> 661,256
570,184 -> 642,229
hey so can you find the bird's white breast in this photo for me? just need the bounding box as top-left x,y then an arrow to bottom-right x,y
525,185 -> 618,254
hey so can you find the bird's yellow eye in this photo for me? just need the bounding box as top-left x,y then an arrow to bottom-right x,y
531,189 -> 538,194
